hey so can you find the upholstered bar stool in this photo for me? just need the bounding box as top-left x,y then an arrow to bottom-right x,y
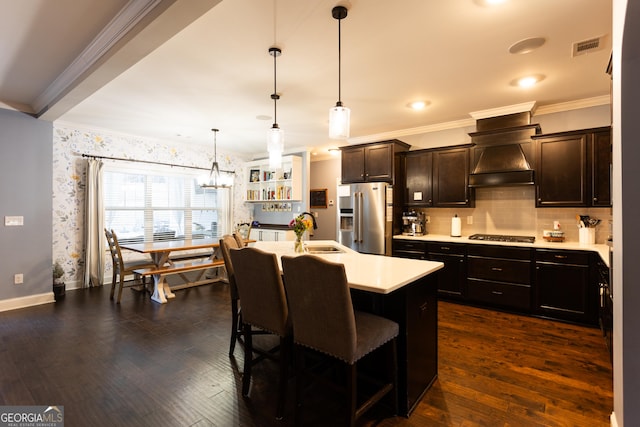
219,234 -> 243,356
281,255 -> 398,427
229,247 -> 292,420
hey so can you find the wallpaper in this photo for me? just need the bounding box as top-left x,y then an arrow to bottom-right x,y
52,124 -> 252,289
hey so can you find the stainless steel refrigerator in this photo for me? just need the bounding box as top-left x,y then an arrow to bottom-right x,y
337,182 -> 393,255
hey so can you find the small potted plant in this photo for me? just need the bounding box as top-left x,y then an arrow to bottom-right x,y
53,261 -> 66,301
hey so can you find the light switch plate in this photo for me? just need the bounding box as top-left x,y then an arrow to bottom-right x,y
5,216 -> 24,226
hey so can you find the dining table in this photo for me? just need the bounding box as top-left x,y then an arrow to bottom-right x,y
119,238 -> 222,304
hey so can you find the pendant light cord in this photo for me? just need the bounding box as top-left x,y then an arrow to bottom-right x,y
269,47 -> 281,128
337,16 -> 342,105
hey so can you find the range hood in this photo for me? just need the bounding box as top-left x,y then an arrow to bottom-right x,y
468,111 -> 541,187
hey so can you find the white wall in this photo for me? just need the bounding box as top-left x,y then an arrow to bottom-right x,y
613,0 -> 640,425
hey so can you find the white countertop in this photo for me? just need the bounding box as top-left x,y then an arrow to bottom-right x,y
251,240 -> 444,294
393,234 -> 610,267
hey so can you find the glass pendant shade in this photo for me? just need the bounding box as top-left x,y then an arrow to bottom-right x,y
267,125 -> 284,169
329,104 -> 350,140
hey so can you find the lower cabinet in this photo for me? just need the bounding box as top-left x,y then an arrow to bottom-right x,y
534,249 -> 597,325
392,239 -> 427,260
350,273 -> 438,416
393,239 -> 601,326
249,228 -> 294,242
467,245 -> 533,311
427,242 -> 466,299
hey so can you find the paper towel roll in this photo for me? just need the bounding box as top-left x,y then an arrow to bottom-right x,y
451,214 -> 461,237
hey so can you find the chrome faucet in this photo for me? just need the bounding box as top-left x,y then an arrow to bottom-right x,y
300,212 -> 318,229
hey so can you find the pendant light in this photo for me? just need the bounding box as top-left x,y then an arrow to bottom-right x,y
329,5 -> 350,140
268,46 -> 284,169
201,128 -> 229,188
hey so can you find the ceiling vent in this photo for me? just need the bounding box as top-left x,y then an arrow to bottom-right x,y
572,37 -> 604,57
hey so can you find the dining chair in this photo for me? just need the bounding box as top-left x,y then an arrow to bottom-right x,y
104,229 -> 156,303
229,246 -> 292,420
281,255 -> 399,427
219,234 -> 244,356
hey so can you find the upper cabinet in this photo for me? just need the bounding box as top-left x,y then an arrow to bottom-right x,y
432,146 -> 474,207
591,129 -> 612,207
404,150 -> 433,206
244,155 -> 302,202
403,145 -> 474,208
533,127 -> 611,207
340,140 -> 409,183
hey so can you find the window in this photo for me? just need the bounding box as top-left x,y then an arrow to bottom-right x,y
103,163 -> 231,243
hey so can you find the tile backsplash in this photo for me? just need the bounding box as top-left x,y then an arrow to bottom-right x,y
414,187 -> 611,244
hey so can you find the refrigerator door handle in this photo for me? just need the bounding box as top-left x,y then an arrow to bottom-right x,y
357,192 -> 364,243
353,192 -> 359,243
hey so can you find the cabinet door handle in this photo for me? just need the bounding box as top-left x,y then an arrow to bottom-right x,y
441,246 -> 450,250
419,302 -> 429,314
491,267 -> 503,272
554,255 -> 568,259
491,290 -> 503,295
593,197 -> 598,202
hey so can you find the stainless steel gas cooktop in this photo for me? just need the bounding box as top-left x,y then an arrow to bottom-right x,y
468,234 -> 535,243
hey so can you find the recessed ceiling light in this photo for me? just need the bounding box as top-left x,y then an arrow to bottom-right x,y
509,37 -> 546,54
328,148 -> 341,155
407,100 -> 430,110
510,74 -> 545,88
473,0 -> 507,6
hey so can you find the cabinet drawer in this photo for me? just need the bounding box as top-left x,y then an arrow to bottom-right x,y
393,250 -> 427,260
467,244 -> 532,260
393,240 -> 427,252
467,279 -> 531,311
535,249 -> 590,265
467,258 -> 531,284
427,242 -> 466,255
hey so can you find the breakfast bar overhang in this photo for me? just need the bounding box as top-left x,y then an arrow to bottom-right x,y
252,240 -> 444,416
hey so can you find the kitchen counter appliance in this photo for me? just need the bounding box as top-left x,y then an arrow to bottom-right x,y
402,210 -> 426,236
469,233 -> 535,243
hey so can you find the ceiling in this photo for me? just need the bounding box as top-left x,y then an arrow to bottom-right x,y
0,0 -> 612,159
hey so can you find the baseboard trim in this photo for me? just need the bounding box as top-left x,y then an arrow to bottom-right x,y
0,292 -> 55,312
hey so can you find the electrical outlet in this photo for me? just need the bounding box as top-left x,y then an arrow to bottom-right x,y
425,216 -> 431,224
14,273 -> 23,284
467,216 -> 473,225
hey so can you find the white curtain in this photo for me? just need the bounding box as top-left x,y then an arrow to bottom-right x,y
83,159 -> 105,287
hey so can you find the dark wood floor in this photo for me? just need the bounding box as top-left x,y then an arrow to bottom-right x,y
0,282 -> 612,426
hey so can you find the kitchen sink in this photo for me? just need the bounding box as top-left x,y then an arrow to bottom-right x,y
304,245 -> 346,254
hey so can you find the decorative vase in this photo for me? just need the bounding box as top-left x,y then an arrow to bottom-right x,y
294,234 -> 304,253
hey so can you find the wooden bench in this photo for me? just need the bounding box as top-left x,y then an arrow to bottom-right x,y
134,258 -> 226,291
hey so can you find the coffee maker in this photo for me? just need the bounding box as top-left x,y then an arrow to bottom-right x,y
402,211 -> 426,236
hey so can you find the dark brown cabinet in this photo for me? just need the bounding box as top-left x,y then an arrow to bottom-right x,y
591,129 -> 612,206
427,242 -> 466,299
401,146 -> 474,208
392,239 -> 427,260
534,249 -> 597,325
393,238 -> 601,326
533,127 -> 611,207
351,272 -> 438,416
340,140 -> 409,183
432,146 -> 474,207
404,150 -> 433,206
467,245 -> 533,311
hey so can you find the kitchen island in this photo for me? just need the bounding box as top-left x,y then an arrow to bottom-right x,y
252,240 -> 444,416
